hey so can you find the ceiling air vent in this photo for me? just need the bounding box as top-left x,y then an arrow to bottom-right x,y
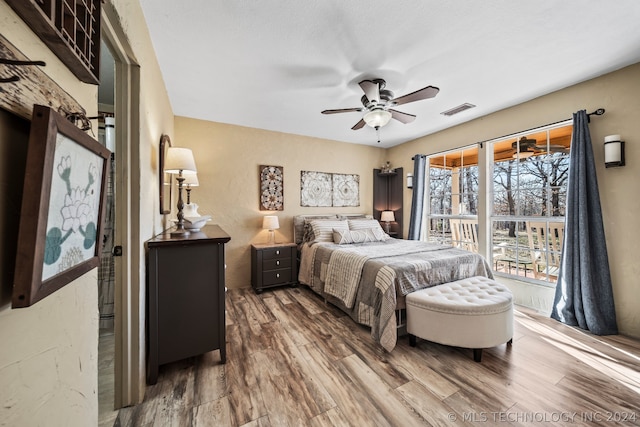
440,103 -> 476,116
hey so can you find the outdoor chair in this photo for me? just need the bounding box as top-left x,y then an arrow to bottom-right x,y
525,221 -> 565,280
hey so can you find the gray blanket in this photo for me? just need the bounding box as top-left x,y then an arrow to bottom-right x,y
298,239 -> 493,351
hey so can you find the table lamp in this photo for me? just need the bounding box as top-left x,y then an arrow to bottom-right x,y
262,215 -> 279,244
164,147 -> 197,237
381,210 -> 395,234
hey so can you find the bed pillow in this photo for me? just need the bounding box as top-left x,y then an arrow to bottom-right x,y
309,219 -> 348,243
337,214 -> 372,220
296,215 -> 337,244
347,218 -> 388,237
333,227 -> 387,244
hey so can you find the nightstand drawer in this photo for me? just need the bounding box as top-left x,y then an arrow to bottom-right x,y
263,257 -> 291,271
262,247 -> 291,260
263,268 -> 292,286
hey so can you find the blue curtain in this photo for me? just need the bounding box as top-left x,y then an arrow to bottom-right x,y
551,110 -> 618,335
408,155 -> 426,240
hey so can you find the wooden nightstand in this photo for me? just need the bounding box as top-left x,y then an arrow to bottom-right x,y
251,243 -> 297,293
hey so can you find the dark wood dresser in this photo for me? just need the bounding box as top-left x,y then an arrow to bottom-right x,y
251,242 -> 297,293
146,225 -> 230,385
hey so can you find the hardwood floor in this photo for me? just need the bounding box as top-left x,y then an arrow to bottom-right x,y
104,286 -> 640,426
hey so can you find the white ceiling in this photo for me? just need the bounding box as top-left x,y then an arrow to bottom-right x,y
138,1 -> 640,148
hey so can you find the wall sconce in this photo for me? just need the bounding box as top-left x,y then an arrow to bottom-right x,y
262,215 -> 280,244
407,173 -> 413,189
380,210 -> 395,234
604,135 -> 625,168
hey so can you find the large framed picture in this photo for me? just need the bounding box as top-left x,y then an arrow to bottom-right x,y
13,105 -> 111,308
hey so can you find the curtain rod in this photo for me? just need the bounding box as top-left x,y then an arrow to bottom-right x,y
412,108 -> 606,159
475,108 -> 605,148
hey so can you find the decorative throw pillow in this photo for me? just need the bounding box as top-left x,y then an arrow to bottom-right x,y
300,216 -> 337,243
347,218 -> 388,237
333,227 -> 386,244
310,219 -> 348,243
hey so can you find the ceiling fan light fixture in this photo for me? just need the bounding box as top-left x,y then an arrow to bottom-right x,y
513,148 -> 535,159
363,109 -> 392,128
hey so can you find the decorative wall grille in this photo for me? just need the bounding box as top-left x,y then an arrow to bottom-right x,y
6,0 -> 101,84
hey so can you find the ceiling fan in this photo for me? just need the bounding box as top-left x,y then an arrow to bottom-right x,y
510,136 -> 569,158
321,79 -> 439,134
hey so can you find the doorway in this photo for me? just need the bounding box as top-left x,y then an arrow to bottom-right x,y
97,38 -> 118,425
98,4 -> 144,415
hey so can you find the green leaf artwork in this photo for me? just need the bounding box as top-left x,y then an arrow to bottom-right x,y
42,135 -> 102,282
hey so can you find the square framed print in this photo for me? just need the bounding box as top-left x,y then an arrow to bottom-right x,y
332,173 -> 360,207
13,105 -> 111,307
300,170 -> 332,207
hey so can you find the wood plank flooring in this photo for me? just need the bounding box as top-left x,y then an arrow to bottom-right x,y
104,286 -> 640,426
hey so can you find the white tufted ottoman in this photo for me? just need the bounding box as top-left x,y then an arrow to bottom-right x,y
406,276 -> 513,362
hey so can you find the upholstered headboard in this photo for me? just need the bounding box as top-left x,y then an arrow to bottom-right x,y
293,213 -> 373,245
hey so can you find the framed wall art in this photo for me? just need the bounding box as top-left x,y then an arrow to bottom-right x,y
332,173 -> 360,207
13,105 -> 111,308
300,171 -> 332,207
300,171 -> 360,207
259,165 -> 284,211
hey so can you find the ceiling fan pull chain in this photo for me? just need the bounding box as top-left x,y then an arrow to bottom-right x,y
376,126 -> 381,143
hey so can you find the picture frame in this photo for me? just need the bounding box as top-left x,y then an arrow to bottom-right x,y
159,134 -> 172,214
259,165 -> 284,211
300,170 -> 360,207
13,105 -> 111,308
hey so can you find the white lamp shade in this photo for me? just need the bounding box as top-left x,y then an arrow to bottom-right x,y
363,109 -> 392,128
381,211 -> 395,222
262,215 -> 280,230
164,147 -> 197,174
183,173 -> 199,186
604,134 -> 625,167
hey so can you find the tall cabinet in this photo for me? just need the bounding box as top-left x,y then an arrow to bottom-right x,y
146,225 -> 231,385
373,167 -> 403,237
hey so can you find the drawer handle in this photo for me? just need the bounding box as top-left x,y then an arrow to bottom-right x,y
276,260 -> 280,266
276,250 -> 280,255
276,273 -> 280,278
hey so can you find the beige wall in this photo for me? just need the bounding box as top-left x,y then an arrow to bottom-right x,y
0,2 -> 100,425
175,117 -> 386,288
388,63 -> 640,338
0,0 -> 174,423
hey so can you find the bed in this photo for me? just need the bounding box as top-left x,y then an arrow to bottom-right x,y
294,214 -> 493,351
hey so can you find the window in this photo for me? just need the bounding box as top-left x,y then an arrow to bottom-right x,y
426,145 -> 479,249
490,123 -> 572,284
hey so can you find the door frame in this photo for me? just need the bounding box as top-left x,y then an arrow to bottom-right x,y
101,7 -> 144,407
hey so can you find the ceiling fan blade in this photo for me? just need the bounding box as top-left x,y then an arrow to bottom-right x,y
351,119 -> 366,130
321,108 -> 361,114
389,109 -> 416,124
393,85 -> 439,106
359,80 -> 380,104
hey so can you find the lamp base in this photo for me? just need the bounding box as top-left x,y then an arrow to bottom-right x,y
267,230 -> 275,244
171,223 -> 191,238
